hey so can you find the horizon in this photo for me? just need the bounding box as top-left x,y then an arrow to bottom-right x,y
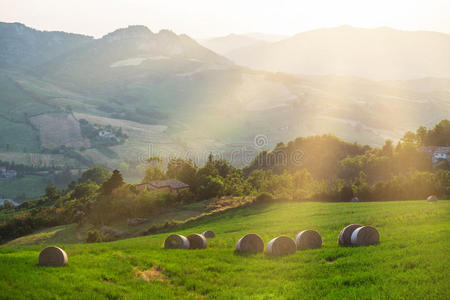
2,21 -> 450,42
1,0 -> 450,39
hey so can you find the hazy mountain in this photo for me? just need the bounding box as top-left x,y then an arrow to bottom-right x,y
243,33 -> 288,42
200,33 -> 287,56
38,25 -> 232,91
0,22 -> 92,70
226,26 -> 450,80
199,34 -> 265,56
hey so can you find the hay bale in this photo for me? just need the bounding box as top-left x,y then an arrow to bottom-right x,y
295,230 -> 322,250
265,236 -> 297,256
427,195 -> 438,202
235,233 -> 264,253
38,246 -> 68,267
202,230 -> 216,238
164,234 -> 190,249
351,226 -> 380,246
187,234 -> 207,249
338,224 -> 362,246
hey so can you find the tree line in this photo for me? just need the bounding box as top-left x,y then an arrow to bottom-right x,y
0,120 -> 449,243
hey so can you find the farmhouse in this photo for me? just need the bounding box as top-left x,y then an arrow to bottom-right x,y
420,146 -> 450,163
136,179 -> 189,194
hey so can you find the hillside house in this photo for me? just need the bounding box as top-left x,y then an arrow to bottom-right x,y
420,146 -> 450,163
98,130 -> 120,142
136,179 -> 189,194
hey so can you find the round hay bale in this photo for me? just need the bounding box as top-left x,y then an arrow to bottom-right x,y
295,230 -> 322,250
235,233 -> 264,254
338,224 -> 362,246
202,230 -> 216,239
164,234 -> 190,249
266,236 -> 297,256
427,195 -> 438,202
187,234 -> 207,249
351,226 -> 380,246
38,246 -> 68,267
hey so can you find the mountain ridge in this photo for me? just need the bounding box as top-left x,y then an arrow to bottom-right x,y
226,26 -> 450,80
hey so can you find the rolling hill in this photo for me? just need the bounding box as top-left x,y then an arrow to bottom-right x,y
0,200 -> 448,298
226,26 -> 450,80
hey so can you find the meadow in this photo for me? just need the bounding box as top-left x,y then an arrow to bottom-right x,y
0,175 -> 47,201
0,200 -> 448,299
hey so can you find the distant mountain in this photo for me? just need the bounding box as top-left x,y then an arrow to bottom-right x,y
199,33 -> 287,56
38,25 -> 232,91
199,34 -> 264,56
226,26 -> 450,80
243,33 -> 288,42
0,22 -> 92,70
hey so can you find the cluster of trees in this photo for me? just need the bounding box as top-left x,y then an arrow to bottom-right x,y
401,119 -> 450,146
0,121 -> 449,243
0,160 -> 61,175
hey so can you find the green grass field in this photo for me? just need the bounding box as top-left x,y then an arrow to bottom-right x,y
0,200 -> 449,299
0,175 -> 47,201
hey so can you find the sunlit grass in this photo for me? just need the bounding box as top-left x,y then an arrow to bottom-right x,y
0,200 -> 448,299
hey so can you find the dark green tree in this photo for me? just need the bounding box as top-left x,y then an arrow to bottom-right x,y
101,170 -> 124,195
45,184 -> 60,201
79,166 -> 111,185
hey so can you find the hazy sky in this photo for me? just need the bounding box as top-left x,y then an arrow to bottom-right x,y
1,0 -> 449,38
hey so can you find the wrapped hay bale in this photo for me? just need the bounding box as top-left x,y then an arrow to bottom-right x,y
427,195 -> 438,202
265,236 -> 297,256
187,233 -> 207,249
338,224 -> 362,246
202,230 -> 216,239
235,233 -> 264,253
38,246 -> 68,267
164,234 -> 190,249
295,230 -> 322,250
351,226 -> 380,246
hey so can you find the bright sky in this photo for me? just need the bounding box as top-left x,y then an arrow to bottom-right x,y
1,0 -> 449,38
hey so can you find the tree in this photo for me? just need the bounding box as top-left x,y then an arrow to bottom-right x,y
2,199 -> 15,210
166,158 -> 197,187
142,167 -> 165,183
71,182 -> 98,199
213,159 -> 236,178
100,170 -> 124,195
197,175 -> 224,199
381,140 -> 394,157
45,184 -> 60,201
79,166 -> 111,185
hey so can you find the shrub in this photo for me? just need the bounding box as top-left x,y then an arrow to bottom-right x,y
86,230 -> 102,243
255,192 -> 274,204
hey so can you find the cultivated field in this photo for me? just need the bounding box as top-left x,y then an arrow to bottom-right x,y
0,200 -> 448,299
30,112 -> 90,149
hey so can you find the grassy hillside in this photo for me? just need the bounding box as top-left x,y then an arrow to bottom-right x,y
0,175 -> 47,200
0,200 -> 448,299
